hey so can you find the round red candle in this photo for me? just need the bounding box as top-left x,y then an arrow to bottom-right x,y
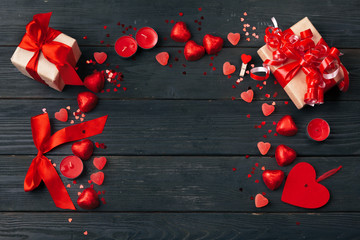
60,156 -> 84,179
135,27 -> 158,49
115,36 -> 138,58
307,118 -> 330,141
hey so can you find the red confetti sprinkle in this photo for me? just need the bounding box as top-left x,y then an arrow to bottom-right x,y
178,50 -> 182,54
133,27 -> 137,31
254,125 -> 258,129
268,129 -> 272,133
258,125 -> 262,128
114,88 -> 118,92
232,85 -> 236,88
88,180 -> 92,184
255,163 -> 259,167
255,179 -> 259,183
101,197 -> 106,204
198,7 -> 202,11
262,192 -> 266,196
169,64 -> 173,68
201,16 -> 204,20
170,20 -> 174,23
245,155 -> 250,158
204,72 -> 207,75
103,26 -> 107,29
195,20 -> 198,23
182,64 -> 187,67
265,94 -> 270,98
209,63 -> 213,66
165,20 -> 169,23
117,22 -> 121,25
296,222 -> 301,226
232,168 -> 236,171
106,89 -> 110,92
274,80 -> 278,84
274,133 -> 278,136
250,196 -> 254,200
248,174 -> 252,178
73,180 -> 77,184
182,71 -> 186,75
100,40 -> 104,44
83,36 -> 87,40
212,67 -> 216,71
261,121 -> 266,125
273,92 -> 278,98
98,191 -> 101,195
285,101 -> 289,104
228,75 -> 232,79
106,33 -> 110,37
246,114 -> 250,118
179,12 -> 184,16
273,121 -> 277,125
175,57 -> 179,62
102,191 -> 106,194
231,96 -> 235,100
198,21 -> 202,25
198,27 -> 202,31
263,135 -> 267,138
210,56 -> 214,60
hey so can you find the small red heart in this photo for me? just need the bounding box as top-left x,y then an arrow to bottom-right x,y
54,108 -> 68,122
94,52 -> 107,64
93,156 -> 107,170
72,139 -> 94,161
275,144 -> 297,167
276,115 -> 298,136
255,193 -> 269,208
223,62 -> 236,75
281,162 -> 330,209
156,52 -> 169,66
227,32 -> 240,46
84,72 -> 105,93
90,171 -> 104,185
77,188 -> 100,209
241,54 -> 252,64
170,22 -> 191,42
262,103 -> 275,116
240,89 -> 254,103
203,34 -> 223,55
184,40 -> 205,61
257,141 -> 271,155
77,92 -> 98,113
262,170 -> 285,190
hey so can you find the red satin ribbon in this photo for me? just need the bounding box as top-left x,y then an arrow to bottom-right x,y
18,12 -> 83,86
24,113 -> 108,210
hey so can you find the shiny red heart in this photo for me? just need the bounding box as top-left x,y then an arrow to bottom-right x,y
94,52 -> 107,64
276,115 -> 298,136
77,188 -> 100,210
275,144 -> 297,167
54,108 -> 68,122
203,34 -> 223,55
90,171 -> 104,185
156,52 -> 169,66
72,139 -> 94,161
241,54 -> 252,64
170,22 -> 191,42
262,170 -> 285,190
184,40 -> 205,61
77,92 -> 98,113
281,162 -> 330,209
84,71 -> 105,93
93,156 -> 107,170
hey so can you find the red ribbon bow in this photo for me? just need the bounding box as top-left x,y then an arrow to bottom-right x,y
24,113 -> 107,210
18,12 -> 83,86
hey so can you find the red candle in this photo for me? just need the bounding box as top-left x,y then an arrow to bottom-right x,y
115,36 -> 138,58
60,156 -> 84,179
135,27 -> 158,49
307,118 -> 330,141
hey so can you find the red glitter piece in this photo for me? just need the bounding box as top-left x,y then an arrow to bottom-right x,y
103,26 -> 107,29
198,27 -> 201,31
204,72 -> 207,76
198,7 -> 202,11
258,125 -> 262,128
232,168 -> 236,171
285,101 -> 289,104
198,22 -> 202,25
106,89 -> 110,92
123,87 -> 127,91
265,94 -> 270,98
210,57 -> 214,60
106,44 -> 110,47
100,40 -> 104,44
231,96 -> 235,100
268,129 -> 272,133
178,50 -> 182,54
246,114 -> 250,118
259,86 -> 263,90
170,20 -> 174,23
179,12 -> 184,16
182,64 -> 186,67
163,37 -> 168,41
129,25 -> 132,29
122,30 -> 125,34
254,125 -> 258,129
182,71 -> 186,75
251,171 -> 254,174
90,184 -> 94,188
212,67 -> 216,71
100,90 -> 104,93
169,64 -> 173,68
250,196 -> 254,200
88,180 -> 92,184
175,57 -> 179,61
255,179 -> 259,183
262,192 -> 266,196
83,36 -> 87,40
117,22 -> 121,25
73,180 -> 77,184
121,24 -> 125,27
255,163 -> 259,167
106,33 -> 110,37
228,75 -> 231,79
274,80 -> 278,84
261,121 -> 266,125
252,167 -> 255,171
115,65 -> 119,69
114,88 -> 118,92
106,63 -> 110,67
248,174 -> 252,178
273,121 -> 276,125
117,83 -> 121,87
273,92 -> 278,98
232,85 -> 236,88
245,155 -> 250,158
95,142 -> 100,148
296,222 -> 300,226
101,197 -> 106,204
201,16 -> 204,20
133,27 -> 137,31
125,27 -> 128,31
195,20 -> 198,23
274,133 -> 278,136
165,20 -> 169,23
102,191 -> 106,194
263,135 -> 267,138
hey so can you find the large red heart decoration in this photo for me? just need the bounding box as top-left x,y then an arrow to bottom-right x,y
54,108 -> 68,122
281,162 -> 330,209
241,54 -> 252,64
276,115 -> 298,136
203,34 -> 223,55
184,40 -> 205,61
262,170 -> 285,190
72,139 -> 94,161
170,22 -> 191,42
90,171 -> 104,185
275,144 -> 297,167
93,156 -> 107,170
94,52 -> 107,64
77,188 -> 100,210
77,92 -> 98,113
84,71 -> 105,93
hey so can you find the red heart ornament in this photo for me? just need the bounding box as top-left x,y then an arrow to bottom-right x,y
90,171 -> 104,185
276,115 -> 298,136
262,170 -> 285,190
184,40 -> 205,61
156,52 -> 169,66
255,193 -> 269,208
77,188 -> 100,209
93,156 -> 107,170
77,92 -> 98,113
94,52 -> 107,64
170,22 -> 191,42
241,54 -> 252,64
281,162 -> 330,209
257,141 -> 271,155
262,103 -> 275,116
84,72 -> 105,93
203,34 -> 223,55
275,144 -> 297,167
223,62 -> 236,75
54,108 -> 68,122
240,89 -> 254,103
227,32 -> 240,46
72,139 -> 94,161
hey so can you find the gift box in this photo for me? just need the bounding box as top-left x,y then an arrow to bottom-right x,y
11,12 -> 83,91
257,17 -> 349,109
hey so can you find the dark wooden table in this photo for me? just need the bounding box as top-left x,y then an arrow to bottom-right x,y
1,0 -> 359,239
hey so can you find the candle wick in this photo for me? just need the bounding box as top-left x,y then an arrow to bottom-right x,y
69,162 -> 73,168
141,33 -> 147,38
122,46 -> 127,52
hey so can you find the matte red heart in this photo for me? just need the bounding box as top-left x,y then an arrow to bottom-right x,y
223,62 -> 236,75
203,34 -> 223,55
276,115 -> 298,136
84,72 -> 105,93
156,52 -> 169,66
262,103 -> 275,116
255,193 -> 269,208
240,89 -> 254,103
72,139 -> 94,161
170,22 -> 191,42
281,162 -> 330,209
257,141 -> 271,155
77,92 -> 98,113
90,171 -> 104,185
94,52 -> 107,64
227,32 -> 240,46
241,54 -> 252,64
93,156 -> 107,170
77,188 -> 100,209
184,40 -> 205,61
275,144 -> 297,167
262,170 -> 285,190
54,108 -> 68,122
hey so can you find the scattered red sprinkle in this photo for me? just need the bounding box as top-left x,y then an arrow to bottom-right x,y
250,196 -> 254,200
98,191 -> 101,195
182,64 -> 186,67
204,72 -> 207,76
178,50 -> 182,54
169,64 -> 173,68
232,168 -> 236,171
263,135 -> 267,138
88,180 -> 92,184
254,125 -> 258,129
255,179 -> 259,183
228,75 -> 232,79
175,57 -> 179,62
231,96 -> 235,100
212,67 -> 216,71
133,27 -> 137,31
198,7 -> 202,11
90,184 -> 94,188
198,22 -> 202,25
114,88 -> 118,92
209,63 -> 213,66
255,163 -> 259,167
274,80 -> 278,84
198,27 -> 201,31
170,20 -> 174,23
106,33 -> 110,37
165,20 -> 169,23
261,121 -> 266,125
246,114 -> 250,118
106,89 -> 111,92
200,16 -> 204,20
245,155 -> 250,159
117,22 -> 121,25
274,133 -> 278,136
258,125 -> 262,128
248,174 -> 252,178
182,71 -> 186,75
179,12 -> 184,16
102,191 -> 106,194
262,192 -> 266,196
195,20 -> 198,23
296,222 -> 301,226
273,92 -> 278,98
268,129 -> 272,133
265,94 -> 270,98
101,197 -> 106,204
73,180 -> 77,184
103,26 -> 107,29
100,40 -> 104,44
232,85 -> 236,88
83,36 -> 87,40
273,121 -> 277,125
285,101 -> 289,104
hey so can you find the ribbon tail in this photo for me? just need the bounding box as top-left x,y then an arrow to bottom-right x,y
59,64 -> 83,86
338,65 -> 349,92
24,156 -> 42,192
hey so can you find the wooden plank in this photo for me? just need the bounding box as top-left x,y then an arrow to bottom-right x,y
0,99 -> 359,156
0,212 -> 359,239
1,155 -> 358,212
